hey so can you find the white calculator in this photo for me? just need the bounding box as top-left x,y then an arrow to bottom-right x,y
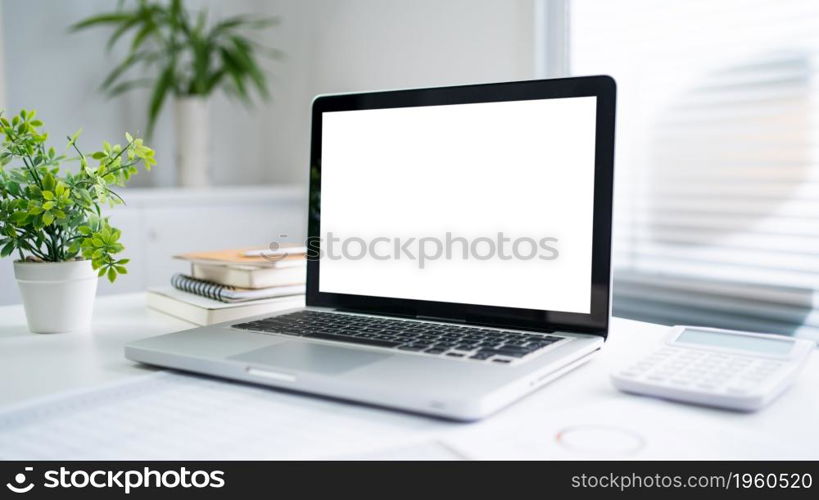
611,326 -> 815,411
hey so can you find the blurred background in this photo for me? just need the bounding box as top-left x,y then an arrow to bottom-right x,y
0,0 -> 816,341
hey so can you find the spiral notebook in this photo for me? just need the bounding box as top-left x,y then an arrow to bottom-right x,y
170,273 -> 305,303
146,287 -> 304,325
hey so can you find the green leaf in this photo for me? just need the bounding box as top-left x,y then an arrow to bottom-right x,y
115,265 -> 127,274
42,212 -> 54,225
147,65 -> 174,138
70,13 -> 136,32
77,226 -> 92,235
69,128 -> 83,144
219,47 -> 249,100
107,267 -> 117,282
107,78 -> 154,98
1,241 -> 15,257
130,21 -> 156,52
100,50 -> 159,93
105,15 -> 142,50
42,172 -> 56,191
230,36 -> 269,98
91,152 -> 106,160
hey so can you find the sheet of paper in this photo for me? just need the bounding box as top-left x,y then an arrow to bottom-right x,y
0,372 -> 458,460
443,395 -> 818,460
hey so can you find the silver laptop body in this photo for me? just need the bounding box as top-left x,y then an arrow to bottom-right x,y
126,77 -> 616,421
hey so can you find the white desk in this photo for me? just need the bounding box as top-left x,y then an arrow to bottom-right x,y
1,293 -> 817,459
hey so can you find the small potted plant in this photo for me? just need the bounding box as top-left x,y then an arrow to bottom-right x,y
0,109 -> 155,333
72,0 -> 280,187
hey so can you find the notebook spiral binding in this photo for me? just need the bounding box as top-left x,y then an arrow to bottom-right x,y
171,273 -> 234,302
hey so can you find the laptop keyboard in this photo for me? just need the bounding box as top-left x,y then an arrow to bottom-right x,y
232,310 -> 564,364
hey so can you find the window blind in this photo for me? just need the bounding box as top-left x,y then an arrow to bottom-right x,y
570,0 -> 819,340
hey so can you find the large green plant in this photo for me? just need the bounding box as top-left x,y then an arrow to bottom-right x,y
72,0 -> 280,136
0,109 -> 156,281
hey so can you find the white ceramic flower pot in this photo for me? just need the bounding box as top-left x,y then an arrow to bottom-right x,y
174,96 -> 210,187
14,260 -> 99,334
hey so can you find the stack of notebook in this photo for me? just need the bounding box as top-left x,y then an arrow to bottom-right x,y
146,246 -> 307,325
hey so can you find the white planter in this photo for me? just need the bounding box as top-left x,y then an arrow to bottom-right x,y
14,260 -> 99,334
174,96 -> 210,187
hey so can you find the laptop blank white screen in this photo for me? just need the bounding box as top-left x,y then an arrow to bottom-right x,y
318,96 -> 597,314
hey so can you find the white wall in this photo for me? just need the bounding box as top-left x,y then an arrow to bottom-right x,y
1,0 -> 535,187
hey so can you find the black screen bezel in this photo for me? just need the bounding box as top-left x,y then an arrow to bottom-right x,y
306,76 -> 616,336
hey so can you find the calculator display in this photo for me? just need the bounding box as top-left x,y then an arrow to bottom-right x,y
676,329 -> 793,355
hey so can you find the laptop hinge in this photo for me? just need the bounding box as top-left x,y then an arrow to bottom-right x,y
415,314 -> 466,324
334,308 -> 414,319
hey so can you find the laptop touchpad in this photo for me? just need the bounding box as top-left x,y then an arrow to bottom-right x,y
230,341 -> 390,374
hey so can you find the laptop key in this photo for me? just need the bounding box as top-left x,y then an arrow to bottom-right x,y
399,345 -> 425,351
479,348 -> 527,358
470,352 -> 493,360
496,350 -> 528,358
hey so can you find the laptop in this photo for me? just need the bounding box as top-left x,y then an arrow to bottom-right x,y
125,76 -> 616,421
